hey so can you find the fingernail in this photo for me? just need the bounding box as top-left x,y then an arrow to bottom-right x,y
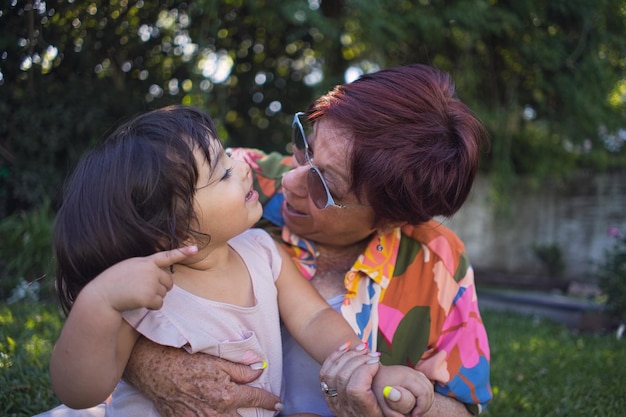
338,341 -> 351,352
355,343 -> 367,351
366,357 -> 380,364
367,351 -> 381,358
250,360 -> 267,370
274,402 -> 284,411
383,386 -> 401,401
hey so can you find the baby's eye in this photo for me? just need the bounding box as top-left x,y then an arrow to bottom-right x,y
221,167 -> 233,181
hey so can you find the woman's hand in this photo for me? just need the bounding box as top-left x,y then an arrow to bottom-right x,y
318,344 -> 413,417
372,365 -> 434,417
319,344 -> 432,417
124,337 -> 282,417
319,345 -> 381,417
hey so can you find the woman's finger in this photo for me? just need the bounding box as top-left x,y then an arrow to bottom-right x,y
321,348 -> 380,403
320,343 -> 369,376
382,386 -> 417,416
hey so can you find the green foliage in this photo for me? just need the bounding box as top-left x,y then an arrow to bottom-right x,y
595,231 -> 626,323
0,199 -> 56,301
0,302 -> 63,416
532,242 -> 565,279
339,0 -> 626,190
0,0 -> 324,216
1,0 -> 626,217
482,309 -> 626,416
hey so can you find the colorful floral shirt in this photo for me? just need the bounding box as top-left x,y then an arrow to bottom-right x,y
229,148 -> 492,415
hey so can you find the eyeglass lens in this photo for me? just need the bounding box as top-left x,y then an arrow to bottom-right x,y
292,113 -> 340,209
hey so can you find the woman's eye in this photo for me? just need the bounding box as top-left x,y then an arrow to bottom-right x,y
307,140 -> 315,158
221,167 -> 233,181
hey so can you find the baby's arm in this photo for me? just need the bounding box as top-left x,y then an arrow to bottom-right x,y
273,244 -> 364,364
50,247 -> 196,409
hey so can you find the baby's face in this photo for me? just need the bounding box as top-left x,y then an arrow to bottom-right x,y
190,142 -> 263,247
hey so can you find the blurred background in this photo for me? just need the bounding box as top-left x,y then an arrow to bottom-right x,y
1,0 -> 625,297
2,2 -> 626,415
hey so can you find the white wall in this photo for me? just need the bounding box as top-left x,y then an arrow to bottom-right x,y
441,171 -> 626,280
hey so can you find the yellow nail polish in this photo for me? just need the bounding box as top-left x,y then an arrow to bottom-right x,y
383,386 -> 401,401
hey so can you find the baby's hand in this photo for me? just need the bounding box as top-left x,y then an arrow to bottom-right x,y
372,365 -> 434,417
82,246 -> 197,312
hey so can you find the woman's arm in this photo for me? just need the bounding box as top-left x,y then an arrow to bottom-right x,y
124,337 -> 283,417
424,394 -> 473,417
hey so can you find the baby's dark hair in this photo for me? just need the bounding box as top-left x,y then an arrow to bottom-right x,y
54,105 -> 218,314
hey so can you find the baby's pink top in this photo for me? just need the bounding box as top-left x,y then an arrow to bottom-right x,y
108,228 -> 284,417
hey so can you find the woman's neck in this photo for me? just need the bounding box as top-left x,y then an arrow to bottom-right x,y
311,239 -> 370,299
315,237 -> 370,265
316,245 -> 362,272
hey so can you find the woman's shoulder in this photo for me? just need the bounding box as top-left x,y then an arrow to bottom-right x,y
400,220 -> 466,252
397,220 -> 470,279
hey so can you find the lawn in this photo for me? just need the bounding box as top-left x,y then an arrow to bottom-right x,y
1,301 -> 625,416
482,309 -> 625,416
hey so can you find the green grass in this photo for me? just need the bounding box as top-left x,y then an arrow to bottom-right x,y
0,302 -> 63,417
1,302 -> 624,416
482,310 -> 626,416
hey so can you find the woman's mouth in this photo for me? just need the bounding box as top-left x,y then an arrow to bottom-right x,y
284,201 -> 308,216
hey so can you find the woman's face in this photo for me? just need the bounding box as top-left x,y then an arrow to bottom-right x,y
281,117 -> 377,247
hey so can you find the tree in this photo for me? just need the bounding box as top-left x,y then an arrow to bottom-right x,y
0,0 -> 326,215
1,0 -> 625,217
328,0 -> 626,188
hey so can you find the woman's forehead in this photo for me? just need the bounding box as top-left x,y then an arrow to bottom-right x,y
313,118 -> 353,180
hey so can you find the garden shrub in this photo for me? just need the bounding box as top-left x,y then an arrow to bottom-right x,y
595,228 -> 626,325
0,199 -> 56,301
532,242 -> 565,279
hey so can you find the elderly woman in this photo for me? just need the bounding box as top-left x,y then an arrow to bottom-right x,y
119,63 -> 492,417
38,64 -> 491,417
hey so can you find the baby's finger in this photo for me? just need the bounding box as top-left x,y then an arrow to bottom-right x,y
157,278 -> 171,297
151,246 -> 198,270
158,268 -> 175,291
147,296 -> 166,311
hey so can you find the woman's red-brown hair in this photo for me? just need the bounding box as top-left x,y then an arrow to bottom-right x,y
308,64 -> 489,227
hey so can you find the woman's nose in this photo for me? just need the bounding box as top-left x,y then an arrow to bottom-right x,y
282,165 -> 309,198
290,151 -> 303,169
